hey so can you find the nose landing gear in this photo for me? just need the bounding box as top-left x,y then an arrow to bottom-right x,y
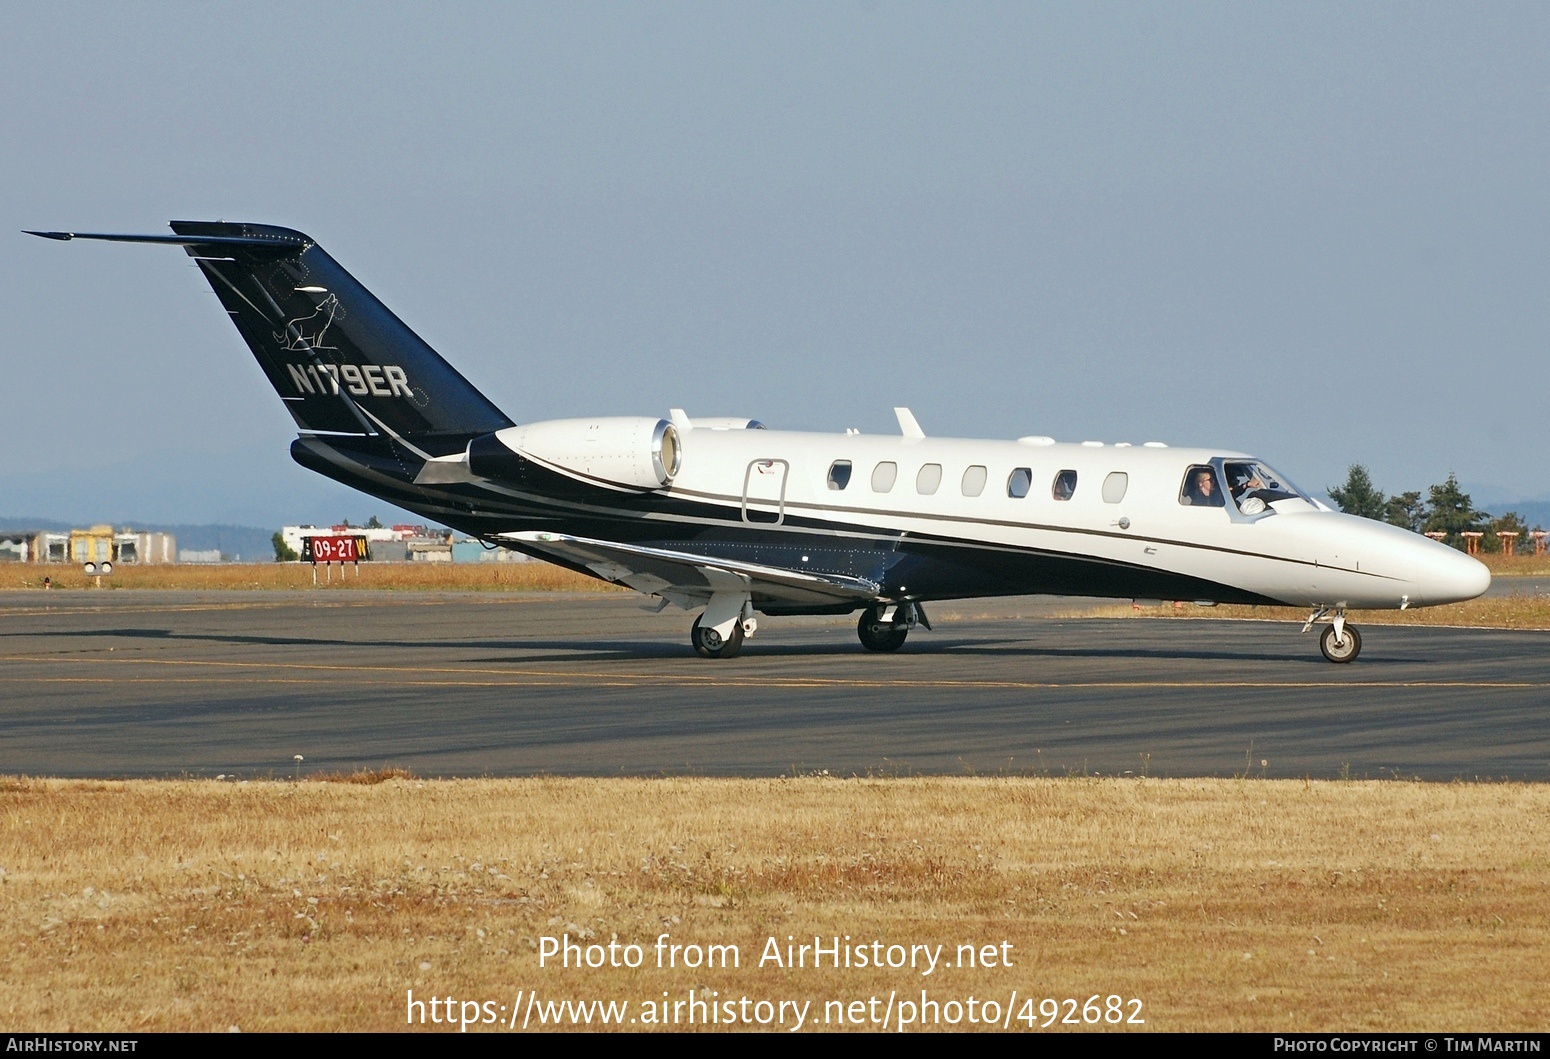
1318,623 -> 1362,663
1304,607 -> 1362,663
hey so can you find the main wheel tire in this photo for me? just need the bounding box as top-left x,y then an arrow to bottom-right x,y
692,614 -> 746,659
857,607 -> 909,652
1319,623 -> 1362,663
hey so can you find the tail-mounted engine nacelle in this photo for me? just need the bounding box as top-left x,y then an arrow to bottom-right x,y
468,417 -> 681,491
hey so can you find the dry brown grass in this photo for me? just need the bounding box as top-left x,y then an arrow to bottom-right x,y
1112,591 -> 1550,630
316,768 -> 416,786
0,561 -> 621,593
1478,552 -> 1550,576
2,777 -> 1545,1032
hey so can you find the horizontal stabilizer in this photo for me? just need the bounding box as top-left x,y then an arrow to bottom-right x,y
26,230 -> 309,251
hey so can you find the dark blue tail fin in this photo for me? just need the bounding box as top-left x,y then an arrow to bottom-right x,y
30,221 -> 513,443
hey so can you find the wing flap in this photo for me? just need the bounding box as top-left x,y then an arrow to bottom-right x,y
502,531 -> 880,609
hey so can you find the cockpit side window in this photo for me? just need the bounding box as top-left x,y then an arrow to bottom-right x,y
1052,470 -> 1077,501
1180,465 -> 1225,507
827,461 -> 852,491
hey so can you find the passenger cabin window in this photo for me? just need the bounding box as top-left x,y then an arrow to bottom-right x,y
1007,467 -> 1032,498
871,462 -> 898,493
827,461 -> 852,491
961,465 -> 987,497
1052,469 -> 1077,501
1101,472 -> 1128,504
916,463 -> 942,495
1180,465 -> 1225,507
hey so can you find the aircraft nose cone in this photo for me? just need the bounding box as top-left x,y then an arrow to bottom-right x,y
1415,542 -> 1490,605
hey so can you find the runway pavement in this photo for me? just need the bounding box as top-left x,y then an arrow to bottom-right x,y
2,589 -> 1547,780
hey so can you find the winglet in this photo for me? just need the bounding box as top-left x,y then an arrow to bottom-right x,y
894,407 -> 926,439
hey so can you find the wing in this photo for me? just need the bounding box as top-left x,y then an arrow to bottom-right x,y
501,531 -> 880,611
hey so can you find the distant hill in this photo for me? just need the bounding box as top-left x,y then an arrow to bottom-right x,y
0,520 -> 277,561
1487,501 -> 1550,530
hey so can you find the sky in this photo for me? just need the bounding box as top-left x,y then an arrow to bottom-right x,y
4,2 -> 1548,527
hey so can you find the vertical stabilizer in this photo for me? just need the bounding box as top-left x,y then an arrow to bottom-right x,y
30,222 -> 513,444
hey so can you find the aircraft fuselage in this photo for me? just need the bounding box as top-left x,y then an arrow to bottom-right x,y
294,423 -> 1490,614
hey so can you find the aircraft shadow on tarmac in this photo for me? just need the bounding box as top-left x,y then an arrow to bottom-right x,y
17,624 -> 1440,667
467,638 -> 1358,666
25,626 -> 691,660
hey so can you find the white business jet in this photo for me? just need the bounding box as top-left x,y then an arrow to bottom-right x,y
29,222 -> 1491,662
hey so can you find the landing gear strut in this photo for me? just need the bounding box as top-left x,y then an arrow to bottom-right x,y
857,602 -> 928,653
1304,607 -> 1362,664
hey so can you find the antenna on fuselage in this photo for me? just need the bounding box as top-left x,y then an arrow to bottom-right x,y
893,407 -> 926,439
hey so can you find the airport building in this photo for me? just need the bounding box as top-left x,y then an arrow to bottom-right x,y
0,525 -> 176,565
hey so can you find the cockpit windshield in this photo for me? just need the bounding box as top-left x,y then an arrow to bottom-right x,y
1222,461 -> 1308,514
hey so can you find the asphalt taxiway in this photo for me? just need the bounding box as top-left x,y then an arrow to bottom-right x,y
2,590 -> 1546,780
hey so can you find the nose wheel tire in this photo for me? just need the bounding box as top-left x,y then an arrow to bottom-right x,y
692,613 -> 745,659
857,606 -> 910,652
1319,623 -> 1362,663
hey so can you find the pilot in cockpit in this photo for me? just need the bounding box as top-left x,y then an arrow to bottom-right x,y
1229,469 -> 1266,505
1182,467 -> 1225,507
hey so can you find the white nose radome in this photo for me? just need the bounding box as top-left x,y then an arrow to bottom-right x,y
1407,538 -> 1491,606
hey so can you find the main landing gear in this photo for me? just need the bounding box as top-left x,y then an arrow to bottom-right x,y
691,612 -> 745,658
1304,607 -> 1362,664
690,591 -> 757,659
857,602 -> 929,653
688,597 -> 932,658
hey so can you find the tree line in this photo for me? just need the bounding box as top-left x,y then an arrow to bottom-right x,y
1326,466 -> 1540,552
